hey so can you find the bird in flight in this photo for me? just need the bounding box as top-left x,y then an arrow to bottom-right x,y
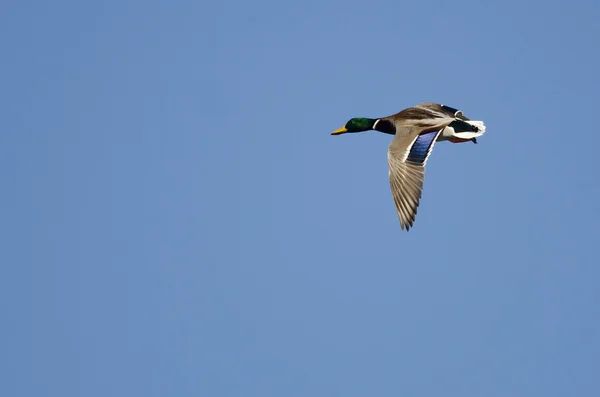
331,102 -> 486,231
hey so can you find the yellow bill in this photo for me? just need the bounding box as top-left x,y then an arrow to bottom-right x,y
331,126 -> 347,135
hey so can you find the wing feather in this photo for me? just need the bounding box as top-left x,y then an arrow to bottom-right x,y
387,128 -> 442,231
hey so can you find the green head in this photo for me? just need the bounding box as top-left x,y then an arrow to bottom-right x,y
331,118 -> 377,135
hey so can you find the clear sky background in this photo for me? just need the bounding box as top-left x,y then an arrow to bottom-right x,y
2,0 -> 599,396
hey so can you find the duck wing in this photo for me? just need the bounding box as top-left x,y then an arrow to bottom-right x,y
416,102 -> 471,120
387,126 -> 444,231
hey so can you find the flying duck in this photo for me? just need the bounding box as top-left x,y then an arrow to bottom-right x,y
331,102 -> 486,231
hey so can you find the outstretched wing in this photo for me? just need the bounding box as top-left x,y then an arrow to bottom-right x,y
388,128 -> 442,231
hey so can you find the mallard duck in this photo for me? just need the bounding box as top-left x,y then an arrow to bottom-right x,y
331,102 -> 486,231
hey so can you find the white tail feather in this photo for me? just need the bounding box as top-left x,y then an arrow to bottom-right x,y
467,120 -> 486,133
453,120 -> 486,139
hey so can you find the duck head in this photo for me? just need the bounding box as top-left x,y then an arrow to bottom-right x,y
331,118 -> 396,135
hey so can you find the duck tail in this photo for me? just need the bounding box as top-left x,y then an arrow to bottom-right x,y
446,119 -> 486,140
466,120 -> 486,134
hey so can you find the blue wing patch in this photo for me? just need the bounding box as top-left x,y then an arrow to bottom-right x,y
407,130 -> 440,165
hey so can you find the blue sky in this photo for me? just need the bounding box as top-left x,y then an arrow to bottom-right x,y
2,0 -> 600,396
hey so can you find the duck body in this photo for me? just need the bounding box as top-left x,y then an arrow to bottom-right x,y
377,102 -> 485,142
331,102 -> 486,231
